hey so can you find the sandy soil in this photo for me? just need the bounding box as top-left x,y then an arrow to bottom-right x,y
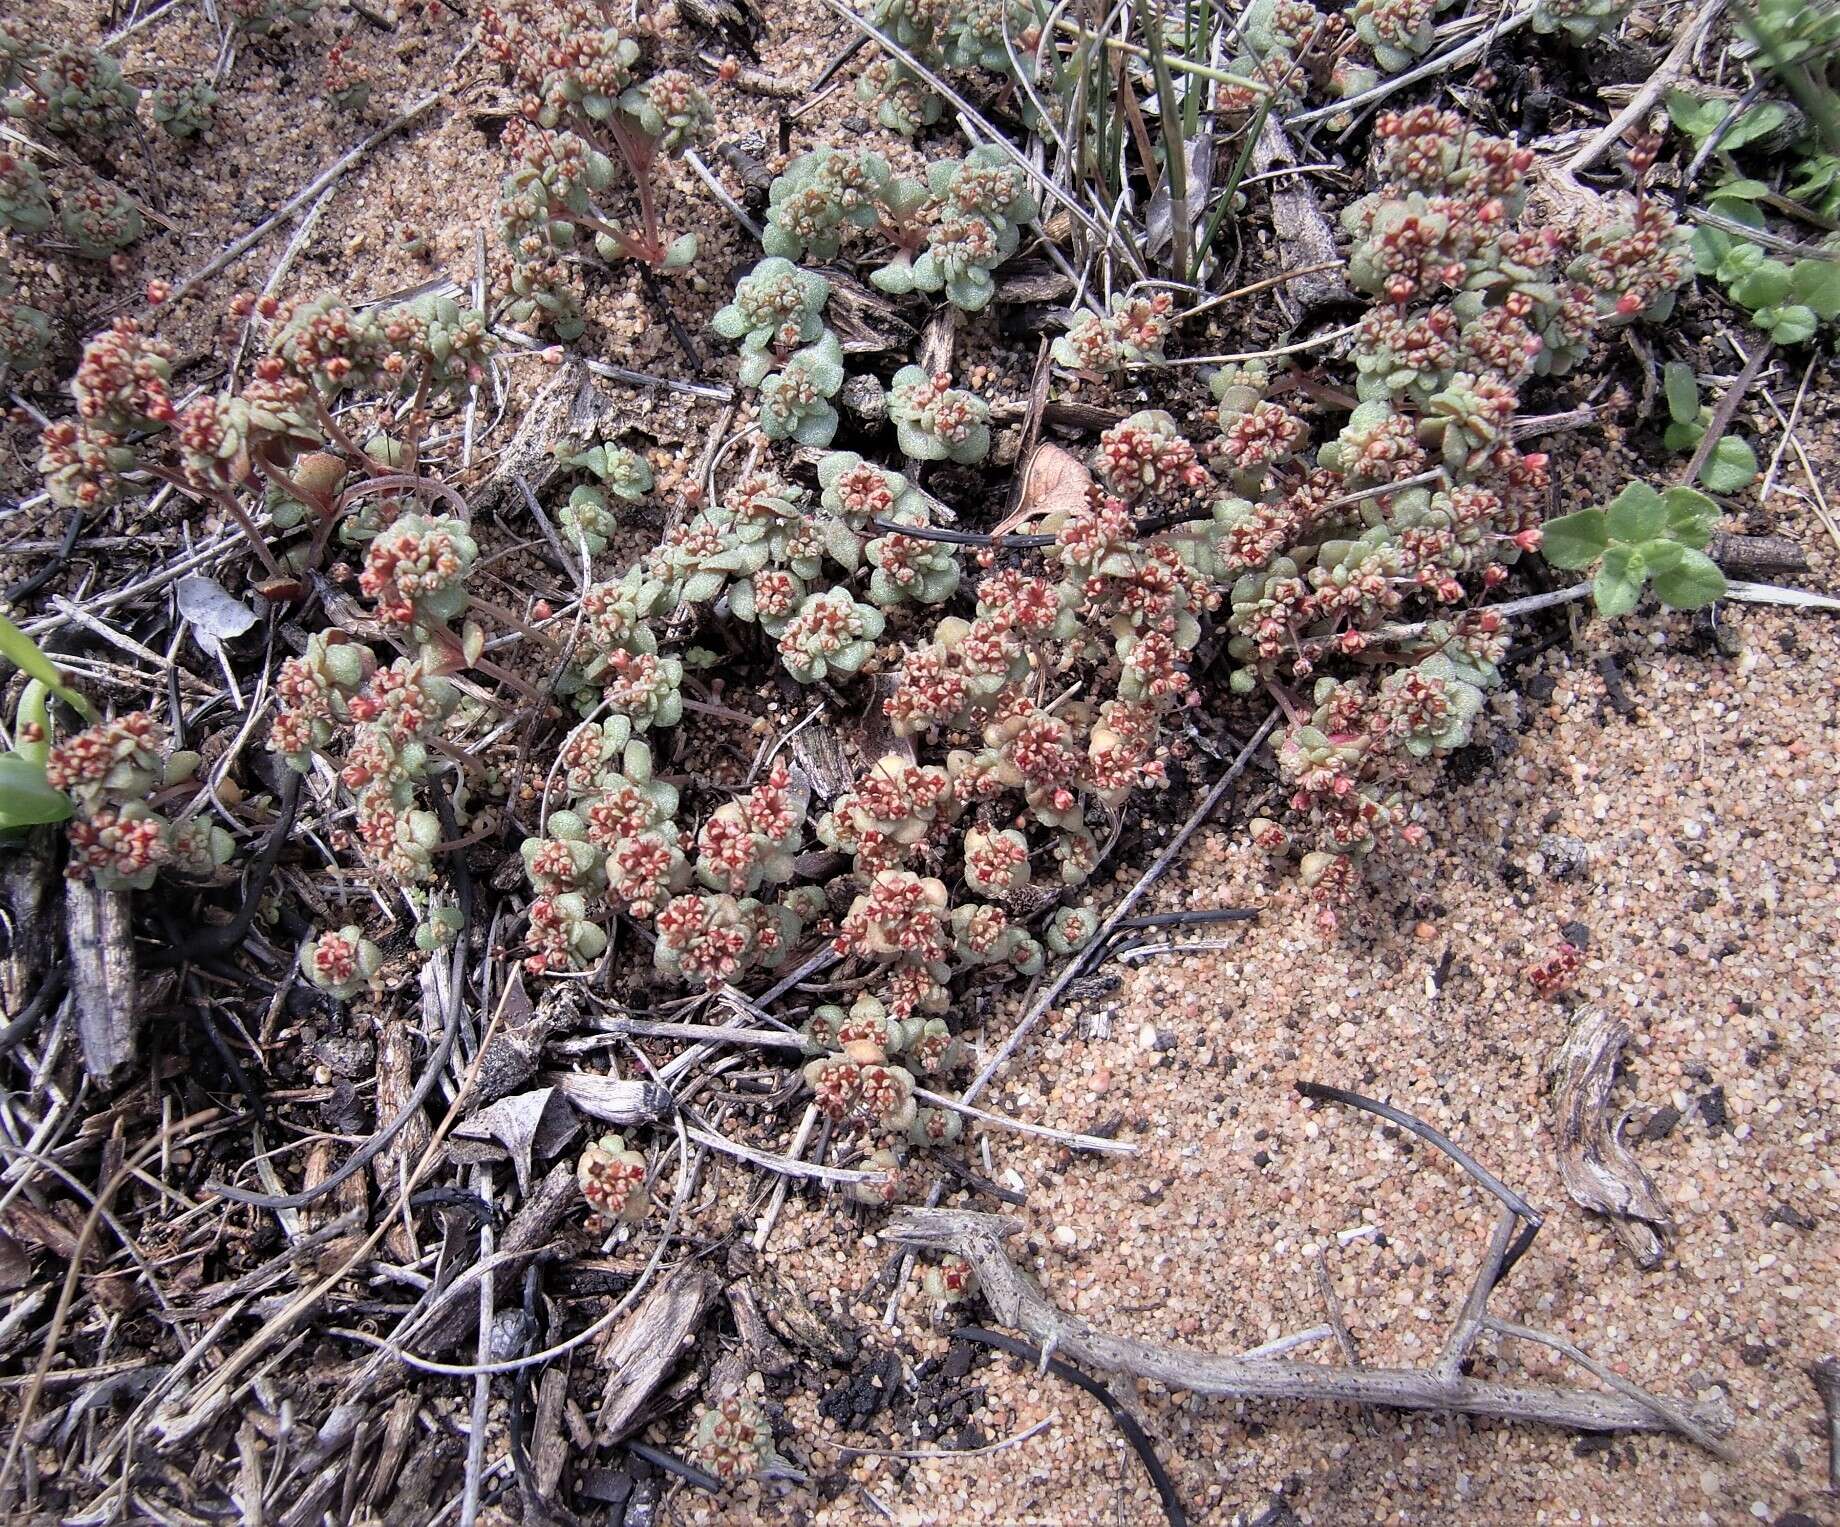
646,561 -> 1837,1524
2,1 -> 1837,1524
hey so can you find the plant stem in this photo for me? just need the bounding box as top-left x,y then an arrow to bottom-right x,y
1053,17 -> 1272,91
143,464 -> 286,579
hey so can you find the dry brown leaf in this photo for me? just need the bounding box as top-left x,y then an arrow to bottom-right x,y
1000,441 -> 1092,537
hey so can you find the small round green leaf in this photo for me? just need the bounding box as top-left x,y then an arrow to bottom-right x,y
1698,434 -> 1758,494
1662,362 -> 1700,426
1593,543 -> 1645,617
1539,508 -> 1610,570
1732,260 -> 1793,311
1650,547 -> 1726,610
1764,304 -> 1818,345
1791,257 -> 1840,320
1605,483 -> 1667,543
1661,486 -> 1720,548
1638,539 -> 1684,573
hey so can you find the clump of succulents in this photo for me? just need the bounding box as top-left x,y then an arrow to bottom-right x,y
41,291 -> 491,586
0,262 -> 50,374
45,712 -> 235,892
1567,198 -> 1697,325
712,257 -> 832,386
653,891 -> 800,987
1105,101 -> 1693,929
757,329 -> 846,446
301,925 -> 385,1001
855,0 -> 1053,134
712,260 -> 851,444
577,1132 -> 649,1224
1216,0 -> 1338,115
691,1389 -> 781,1481
0,147 -> 51,235
0,19 -> 40,90
325,40 -> 372,112
59,172 -> 143,260
887,366 -> 990,463
1531,0 -> 1633,41
6,44 -> 138,143
556,437 -> 652,555
760,144 -> 1035,312
776,587 -> 885,683
871,146 -> 1038,311
763,146 -> 915,263
147,78 -> 218,140
1052,291 -> 1176,376
482,2 -> 708,296
1350,0 -> 1454,73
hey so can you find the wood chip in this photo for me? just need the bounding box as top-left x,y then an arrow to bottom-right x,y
1549,1008 -> 1671,1269
595,1261 -> 719,1441
65,878 -> 137,1086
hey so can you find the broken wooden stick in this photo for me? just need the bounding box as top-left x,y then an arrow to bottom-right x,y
884,1207 -> 1734,1452
1548,1009 -> 1672,1269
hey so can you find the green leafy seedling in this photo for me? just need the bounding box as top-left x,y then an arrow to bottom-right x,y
1659,362 -> 1760,493
1664,91 -> 1791,152
0,613 -> 93,720
0,681 -> 72,832
1543,483 -> 1727,615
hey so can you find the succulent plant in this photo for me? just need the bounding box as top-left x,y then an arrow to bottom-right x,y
560,485 -> 620,557
694,762 -> 807,896
1567,199 -> 1696,325
691,1390 -> 780,1481
923,1253 -> 977,1303
481,9 -> 705,272
873,146 -> 1038,310
1531,0 -> 1633,41
10,44 -> 139,141
712,257 -> 831,385
1351,0 -> 1453,72
619,69 -> 713,154
1046,904 -> 1098,955
819,755 -> 960,873
816,450 -> 927,529
271,632 -> 377,772
1051,292 -> 1175,375
806,1049 -> 919,1134
0,147 -> 50,236
525,890 -> 609,973
301,925 -> 384,1000
577,1132 -> 649,1223
776,587 -> 885,683
887,366 -> 990,464
325,40 -> 372,112
865,508 -> 962,606
763,146 -> 911,263
358,513 -> 479,638
0,289 -> 51,376
60,172 -> 143,260
758,330 -> 846,446
0,18 -> 40,91
147,78 -> 218,140
653,892 -> 797,987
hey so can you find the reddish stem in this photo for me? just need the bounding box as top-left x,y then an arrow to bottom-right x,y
144,463 -> 286,579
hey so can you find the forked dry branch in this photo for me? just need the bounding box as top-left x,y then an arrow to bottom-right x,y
886,1202 -> 1735,1453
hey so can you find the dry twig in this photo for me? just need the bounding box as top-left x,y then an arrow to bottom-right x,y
888,1207 -> 1734,1450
